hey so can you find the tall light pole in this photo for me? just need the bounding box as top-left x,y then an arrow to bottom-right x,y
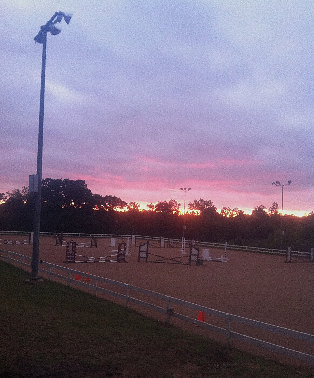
180,187 -> 191,254
272,180 -> 292,250
30,12 -> 71,281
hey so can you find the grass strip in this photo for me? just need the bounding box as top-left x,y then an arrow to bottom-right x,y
0,261 -> 312,377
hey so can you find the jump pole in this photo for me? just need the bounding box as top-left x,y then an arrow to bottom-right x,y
181,236 -> 186,255
29,232 -> 34,245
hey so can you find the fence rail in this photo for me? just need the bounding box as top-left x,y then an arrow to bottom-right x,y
1,248 -> 313,365
0,230 -> 311,258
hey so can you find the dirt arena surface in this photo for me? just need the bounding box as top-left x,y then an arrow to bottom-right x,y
0,235 -> 314,370
1,234 -> 313,365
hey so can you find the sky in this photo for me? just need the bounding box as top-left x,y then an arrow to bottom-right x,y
1,0 -> 313,215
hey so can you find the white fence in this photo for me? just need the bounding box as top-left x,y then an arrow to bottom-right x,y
1,248 -> 313,365
0,231 -> 312,259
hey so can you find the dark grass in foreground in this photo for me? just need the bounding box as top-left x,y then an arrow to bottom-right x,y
0,262 -> 312,378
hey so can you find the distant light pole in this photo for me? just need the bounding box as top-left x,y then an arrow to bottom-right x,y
30,12 -> 71,281
180,187 -> 191,254
272,180 -> 292,249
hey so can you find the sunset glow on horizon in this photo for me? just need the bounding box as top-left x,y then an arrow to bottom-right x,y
132,202 -> 311,218
92,199 -> 312,218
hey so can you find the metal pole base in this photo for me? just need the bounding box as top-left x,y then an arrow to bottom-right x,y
25,277 -> 44,284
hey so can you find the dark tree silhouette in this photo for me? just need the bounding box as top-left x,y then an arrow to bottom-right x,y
189,198 -> 217,215
0,179 -> 313,251
154,200 -> 180,215
269,202 -> 279,215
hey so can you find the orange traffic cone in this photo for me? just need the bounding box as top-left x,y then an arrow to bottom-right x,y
197,311 -> 205,322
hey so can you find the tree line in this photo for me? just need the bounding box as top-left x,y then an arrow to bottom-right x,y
0,178 -> 313,251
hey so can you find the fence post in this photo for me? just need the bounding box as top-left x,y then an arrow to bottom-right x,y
160,237 -> 165,248
286,247 -> 292,263
224,242 -> 228,261
131,235 -> 136,246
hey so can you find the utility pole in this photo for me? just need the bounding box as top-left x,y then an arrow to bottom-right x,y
272,180 -> 292,250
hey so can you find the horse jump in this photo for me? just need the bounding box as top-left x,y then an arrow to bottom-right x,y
0,238 -> 30,245
137,241 -> 203,266
201,243 -> 228,263
64,241 -> 127,263
286,247 -> 314,263
56,233 -> 97,248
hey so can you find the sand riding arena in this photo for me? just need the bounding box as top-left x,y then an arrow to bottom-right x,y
1,233 -> 313,366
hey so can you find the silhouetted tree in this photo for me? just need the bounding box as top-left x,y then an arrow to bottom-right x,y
0,188 -> 31,230
1,180 -> 313,251
187,199 -> 219,241
41,178 -> 94,208
155,200 -> 180,215
249,205 -> 272,244
127,202 -> 140,212
189,198 -> 217,215
93,194 -> 126,211
269,202 -> 279,215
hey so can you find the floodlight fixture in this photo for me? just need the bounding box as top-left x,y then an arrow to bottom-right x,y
34,11 -> 72,44
49,25 -> 61,35
56,14 -> 63,23
34,32 -> 45,44
271,180 -> 292,249
272,180 -> 292,196
63,14 -> 72,24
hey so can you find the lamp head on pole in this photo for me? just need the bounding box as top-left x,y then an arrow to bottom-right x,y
49,24 -> 61,35
55,12 -> 72,25
180,187 -> 192,192
34,31 -> 46,44
63,14 -> 72,24
54,12 -> 72,25
34,11 -> 72,43
272,180 -> 292,187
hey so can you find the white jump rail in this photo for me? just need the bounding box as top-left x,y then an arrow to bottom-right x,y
1,248 -> 313,365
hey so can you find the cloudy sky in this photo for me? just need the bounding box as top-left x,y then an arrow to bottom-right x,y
1,0 -> 313,214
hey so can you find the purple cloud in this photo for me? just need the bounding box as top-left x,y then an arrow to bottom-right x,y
0,0 -> 313,215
